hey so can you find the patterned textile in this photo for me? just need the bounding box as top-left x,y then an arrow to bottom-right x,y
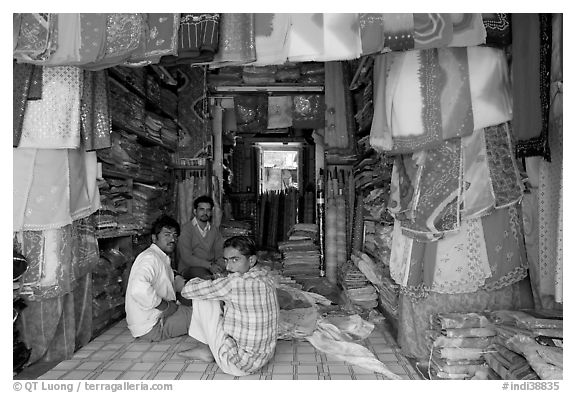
13,62 -> 36,147
482,13 -> 512,47
370,46 -> 511,154
390,206 -> 528,301
267,96 -> 293,129
397,280 -> 533,359
484,122 -> 524,209
80,70 -> 112,151
388,138 -> 462,240
234,95 -> 268,133
13,148 -> 100,232
209,13 -> 255,68
77,13 -> 107,64
160,14 -> 219,66
461,127 -> 495,219
253,13 -> 291,65
42,13 -> 81,65
292,95 -> 325,129
13,13 -> 58,63
15,215 -> 98,301
359,13 -> 386,55
369,54 -> 393,151
516,14 -> 553,160
82,13 -> 144,71
413,13 -> 453,50
382,14 -> 414,52
431,312 -> 491,329
19,66 -> 82,149
181,266 -> 279,374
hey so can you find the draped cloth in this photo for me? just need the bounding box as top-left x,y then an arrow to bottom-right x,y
80,70 -> 112,151
515,14 -> 553,160
370,46 -> 512,154
13,148 -> 101,232
16,215 -> 98,364
287,13 -> 361,62
18,66 -> 82,149
390,205 -> 529,300
126,13 -> 179,65
13,13 -> 58,63
253,13 -> 291,65
209,13 -> 255,68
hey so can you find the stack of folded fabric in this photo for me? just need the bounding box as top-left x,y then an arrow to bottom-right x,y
145,73 -> 161,106
275,64 -> 301,82
159,86 -> 178,118
425,312 -> 497,380
208,66 -> 243,87
278,238 -> 321,280
242,65 -> 277,84
287,223 -> 318,242
132,182 -> 170,233
95,178 -> 137,237
109,80 -> 146,133
351,250 -> 398,318
220,219 -> 254,240
299,62 -> 325,84
144,112 -> 164,143
109,67 -> 146,97
484,343 -> 540,380
488,310 -> 563,379
160,118 -> 179,149
339,260 -> 378,310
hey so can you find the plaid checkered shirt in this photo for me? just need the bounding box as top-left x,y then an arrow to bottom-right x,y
181,266 -> 279,374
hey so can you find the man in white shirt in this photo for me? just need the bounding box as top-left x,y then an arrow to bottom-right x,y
125,215 -> 192,341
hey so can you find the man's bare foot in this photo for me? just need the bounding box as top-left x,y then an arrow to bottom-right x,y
178,344 -> 215,362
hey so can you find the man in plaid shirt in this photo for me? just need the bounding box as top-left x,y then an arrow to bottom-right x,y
180,236 -> 279,376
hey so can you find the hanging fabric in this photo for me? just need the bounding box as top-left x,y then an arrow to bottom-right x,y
208,13 -> 255,68
252,13 -> 291,65
80,70 -> 112,151
18,66 -> 82,149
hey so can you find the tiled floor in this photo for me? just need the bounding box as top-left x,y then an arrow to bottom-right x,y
34,318 -> 420,380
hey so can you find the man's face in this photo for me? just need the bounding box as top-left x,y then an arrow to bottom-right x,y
223,246 -> 255,274
195,202 -> 213,223
153,226 -> 178,254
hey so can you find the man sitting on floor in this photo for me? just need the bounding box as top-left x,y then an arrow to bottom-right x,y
125,215 -> 191,341
179,236 -> 279,376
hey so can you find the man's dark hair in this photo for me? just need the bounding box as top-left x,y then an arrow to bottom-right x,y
151,215 -> 180,236
223,236 -> 256,258
193,195 -> 215,210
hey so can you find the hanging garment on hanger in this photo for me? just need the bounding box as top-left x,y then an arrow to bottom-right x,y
381,13 -> 415,52
19,66 -> 82,149
252,13 -> 291,65
358,13 -> 386,55
127,13 -> 179,65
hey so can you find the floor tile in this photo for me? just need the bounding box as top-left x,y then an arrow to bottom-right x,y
272,353 -> 294,362
38,370 -> 67,379
328,374 -> 353,380
296,353 -> 318,362
326,365 -> 351,374
295,365 -> 320,374
153,372 -> 178,380
178,372 -> 204,380
101,343 -> 125,351
296,374 -> 321,380
354,374 -> 378,380
89,351 -> 117,361
270,374 -> 293,380
351,366 -> 375,375
236,374 -> 262,380
160,363 -> 185,372
271,364 -> 293,374
93,370 -> 122,380
212,373 -> 236,380
104,361 -> 133,371
76,361 -> 105,370
61,370 -> 92,379
117,351 -> 142,360
184,363 -> 211,373
119,371 -> 148,380
52,360 -> 81,370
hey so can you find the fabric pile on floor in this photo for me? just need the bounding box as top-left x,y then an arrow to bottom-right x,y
485,310 -> 563,380
424,312 -> 496,379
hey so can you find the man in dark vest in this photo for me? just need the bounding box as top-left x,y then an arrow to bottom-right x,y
177,195 -> 225,280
